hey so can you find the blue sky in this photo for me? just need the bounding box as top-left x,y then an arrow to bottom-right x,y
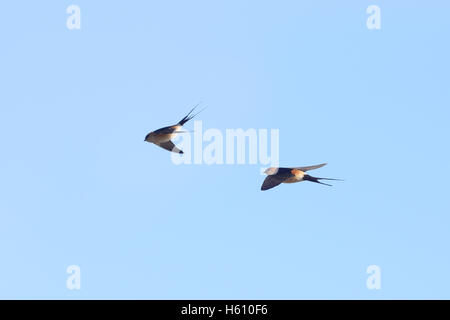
0,0 -> 449,299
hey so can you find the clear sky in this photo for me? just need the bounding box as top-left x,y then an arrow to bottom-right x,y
1,0 -> 449,299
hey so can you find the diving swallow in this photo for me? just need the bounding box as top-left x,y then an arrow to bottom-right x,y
261,163 -> 342,191
144,104 -> 205,154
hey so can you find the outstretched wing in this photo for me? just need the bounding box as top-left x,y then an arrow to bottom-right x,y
261,175 -> 285,191
157,141 -> 183,154
294,163 -> 327,172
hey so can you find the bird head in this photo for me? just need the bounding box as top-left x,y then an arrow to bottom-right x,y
144,132 -> 155,143
263,167 -> 278,175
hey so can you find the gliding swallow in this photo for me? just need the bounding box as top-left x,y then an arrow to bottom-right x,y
261,163 -> 342,191
144,104 -> 205,154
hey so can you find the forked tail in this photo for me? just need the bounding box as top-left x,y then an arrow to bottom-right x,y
178,103 -> 207,126
303,174 -> 343,186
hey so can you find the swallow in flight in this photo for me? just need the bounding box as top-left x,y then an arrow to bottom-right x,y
144,104 -> 206,154
261,163 -> 342,191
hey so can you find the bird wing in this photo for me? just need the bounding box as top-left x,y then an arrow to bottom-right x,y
294,163 -> 327,172
260,169 -> 297,191
260,175 -> 285,191
157,141 -> 183,154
